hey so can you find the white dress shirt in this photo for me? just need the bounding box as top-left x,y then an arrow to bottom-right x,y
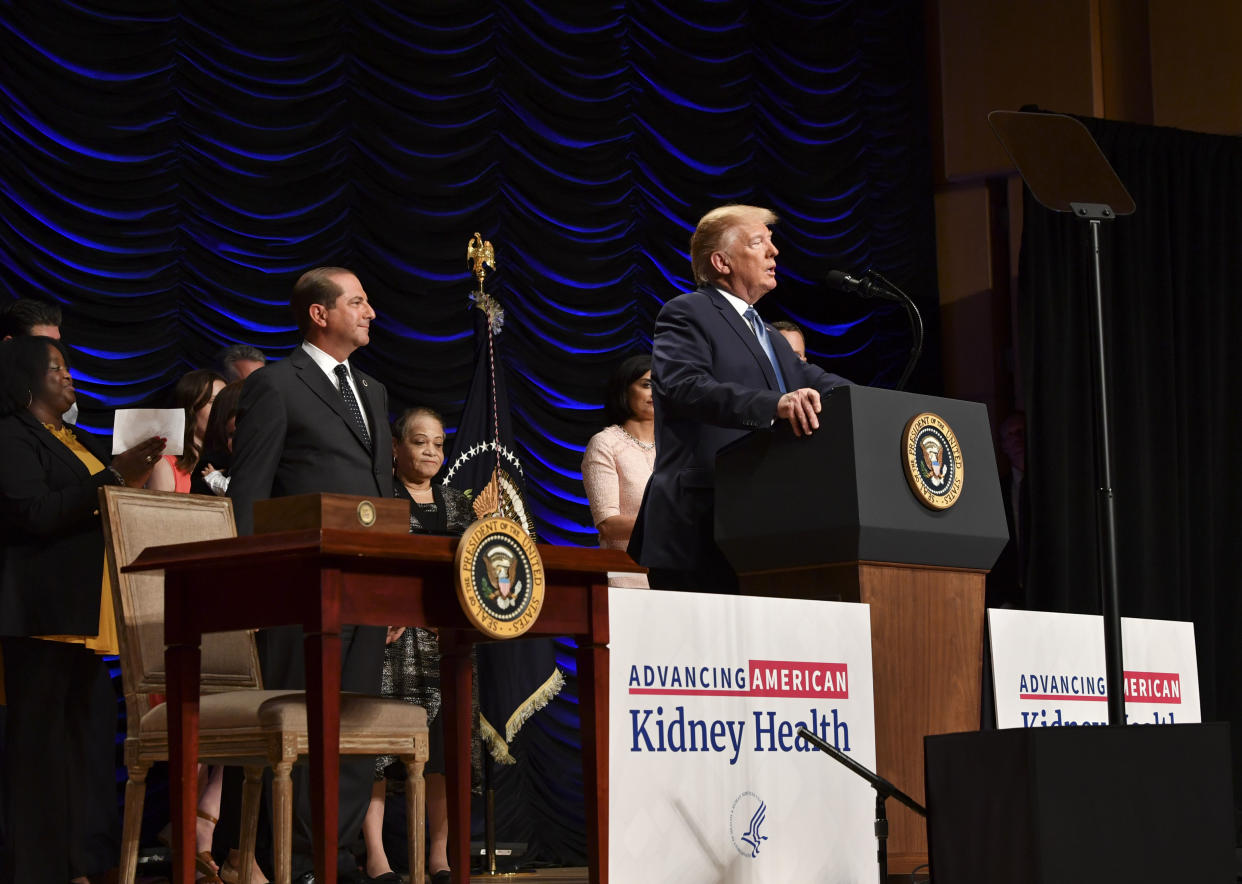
301,339 -> 371,436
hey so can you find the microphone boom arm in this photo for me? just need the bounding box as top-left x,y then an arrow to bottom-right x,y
867,268 -> 923,391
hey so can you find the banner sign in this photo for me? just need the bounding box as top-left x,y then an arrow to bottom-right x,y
609,588 -> 878,882
989,609 -> 1201,729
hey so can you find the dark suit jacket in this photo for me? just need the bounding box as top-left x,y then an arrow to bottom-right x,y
228,344 -> 394,535
0,412 -> 118,636
628,285 -> 849,571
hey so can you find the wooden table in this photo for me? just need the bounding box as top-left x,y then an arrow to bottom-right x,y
127,528 -> 638,884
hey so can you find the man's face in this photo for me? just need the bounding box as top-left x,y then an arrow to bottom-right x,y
313,273 -> 375,355
1000,416 -> 1025,467
715,221 -> 778,304
779,329 -> 806,362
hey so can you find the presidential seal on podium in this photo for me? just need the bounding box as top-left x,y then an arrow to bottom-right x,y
902,411 -> 964,510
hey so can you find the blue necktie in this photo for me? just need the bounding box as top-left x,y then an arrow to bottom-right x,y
334,363 -> 372,448
744,306 -> 787,393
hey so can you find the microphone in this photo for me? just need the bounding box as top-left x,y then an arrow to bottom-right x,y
827,268 -> 926,392
826,269 -> 899,301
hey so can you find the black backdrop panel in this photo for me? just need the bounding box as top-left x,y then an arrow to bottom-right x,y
925,724 -> 1235,884
1018,112 -> 1242,822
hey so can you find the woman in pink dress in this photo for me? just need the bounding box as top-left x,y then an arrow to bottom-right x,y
581,355 -> 654,588
148,369 -> 225,493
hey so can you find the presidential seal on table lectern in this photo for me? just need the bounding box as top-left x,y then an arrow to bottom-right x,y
903,411 -> 964,510
455,515 -> 545,639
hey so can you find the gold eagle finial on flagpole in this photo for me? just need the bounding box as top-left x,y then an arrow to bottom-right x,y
467,232 -> 495,294
466,232 -> 503,334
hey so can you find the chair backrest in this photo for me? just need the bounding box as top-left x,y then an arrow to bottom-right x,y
100,486 -> 262,730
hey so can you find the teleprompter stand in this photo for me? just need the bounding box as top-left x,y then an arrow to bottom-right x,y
988,110 -> 1136,725
797,726 -> 926,884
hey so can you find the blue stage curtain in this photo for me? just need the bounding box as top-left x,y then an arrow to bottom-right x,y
0,0 -> 938,865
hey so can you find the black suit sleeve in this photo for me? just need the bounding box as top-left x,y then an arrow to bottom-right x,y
0,420 -> 114,537
654,296 -> 783,428
227,367 -> 286,535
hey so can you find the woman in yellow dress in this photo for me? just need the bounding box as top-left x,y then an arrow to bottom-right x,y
0,335 -> 164,884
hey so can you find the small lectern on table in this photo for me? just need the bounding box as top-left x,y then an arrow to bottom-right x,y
715,384 -> 1008,876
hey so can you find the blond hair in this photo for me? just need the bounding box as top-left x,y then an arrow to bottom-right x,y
689,205 -> 778,286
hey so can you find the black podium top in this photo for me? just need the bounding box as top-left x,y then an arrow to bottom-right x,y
715,385 -> 1008,573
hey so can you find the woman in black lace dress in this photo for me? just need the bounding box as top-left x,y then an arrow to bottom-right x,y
362,407 -> 473,883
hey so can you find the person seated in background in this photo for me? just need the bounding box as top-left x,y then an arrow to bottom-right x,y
217,343 -> 267,384
0,298 -> 62,341
581,354 -> 655,588
196,381 -> 243,496
0,335 -> 164,884
148,369 -> 225,493
361,407 -> 475,884
770,319 -> 807,362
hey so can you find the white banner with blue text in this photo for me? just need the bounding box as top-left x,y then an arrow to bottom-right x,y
608,588 -> 878,883
989,609 -> 1201,729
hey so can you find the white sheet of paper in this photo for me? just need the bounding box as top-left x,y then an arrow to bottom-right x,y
112,408 -> 185,456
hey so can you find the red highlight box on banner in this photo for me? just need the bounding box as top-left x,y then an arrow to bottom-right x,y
748,660 -> 849,699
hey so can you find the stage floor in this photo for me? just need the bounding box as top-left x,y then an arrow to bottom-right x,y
138,869 -> 590,883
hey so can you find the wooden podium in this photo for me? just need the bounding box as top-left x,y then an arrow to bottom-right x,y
127,528 -> 638,884
715,384 -> 1008,877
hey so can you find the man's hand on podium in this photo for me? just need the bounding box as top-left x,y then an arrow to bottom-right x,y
777,387 -> 822,437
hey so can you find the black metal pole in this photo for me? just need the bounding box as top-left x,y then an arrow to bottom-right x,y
874,793 -> 888,884
1086,217 -> 1126,726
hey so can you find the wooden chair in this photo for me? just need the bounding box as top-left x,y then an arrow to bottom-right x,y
100,486 -> 427,884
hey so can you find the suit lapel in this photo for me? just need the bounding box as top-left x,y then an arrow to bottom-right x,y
704,286 -> 780,391
20,412 -> 91,478
290,347 -> 372,450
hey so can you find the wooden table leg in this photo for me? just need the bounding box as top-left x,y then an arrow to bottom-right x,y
578,582 -> 611,884
305,623 -> 342,884
165,572 -> 201,884
440,630 -> 474,884
576,635 -> 609,884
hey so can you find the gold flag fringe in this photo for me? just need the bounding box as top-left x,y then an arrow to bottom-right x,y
478,666 -> 566,766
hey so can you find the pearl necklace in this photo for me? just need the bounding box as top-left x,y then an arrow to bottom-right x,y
617,424 -> 655,451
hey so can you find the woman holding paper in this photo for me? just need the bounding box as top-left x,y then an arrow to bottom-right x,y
0,335 -> 164,884
148,368 -> 226,493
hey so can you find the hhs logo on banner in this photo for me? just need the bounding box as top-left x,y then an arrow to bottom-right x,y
729,791 -> 769,858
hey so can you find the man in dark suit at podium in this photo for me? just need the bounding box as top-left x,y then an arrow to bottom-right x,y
629,205 -> 849,593
227,266 -> 393,881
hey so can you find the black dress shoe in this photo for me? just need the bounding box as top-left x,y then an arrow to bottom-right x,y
366,873 -> 401,883
292,873 -> 315,884
430,871 -> 453,884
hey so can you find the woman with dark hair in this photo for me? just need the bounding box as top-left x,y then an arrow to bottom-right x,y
196,380 -> 243,496
581,353 -> 655,588
0,336 -> 164,883
361,406 -> 474,884
148,368 -> 225,493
